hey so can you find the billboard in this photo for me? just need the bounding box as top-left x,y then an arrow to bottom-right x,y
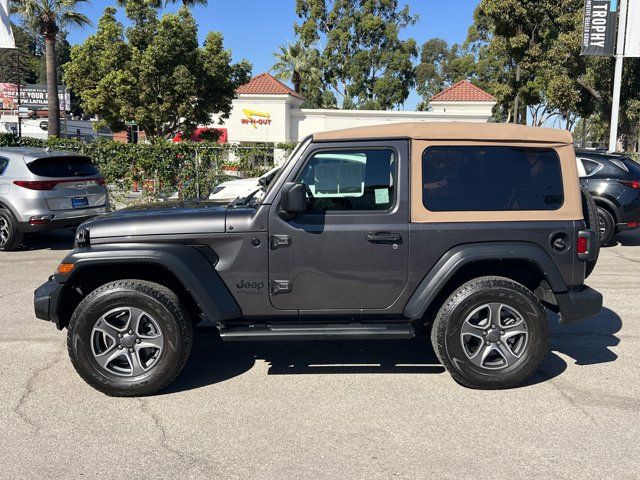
0,0 -> 14,49
581,0 -> 619,56
625,0 -> 640,57
0,83 -> 71,111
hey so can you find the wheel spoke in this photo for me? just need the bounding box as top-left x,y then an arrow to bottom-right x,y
488,303 -> 502,327
472,344 -> 494,368
496,342 -> 520,366
502,327 -> 527,340
94,346 -> 125,370
137,335 -> 163,350
93,318 -> 121,341
125,350 -> 146,376
129,307 -> 147,335
461,319 -> 485,339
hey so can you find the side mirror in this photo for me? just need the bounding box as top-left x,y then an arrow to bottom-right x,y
280,182 -> 307,217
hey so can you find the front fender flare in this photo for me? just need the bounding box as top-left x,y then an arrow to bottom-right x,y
404,242 -> 568,321
58,243 -> 242,323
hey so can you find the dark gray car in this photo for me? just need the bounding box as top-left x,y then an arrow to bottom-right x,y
0,147 -> 109,250
34,123 -> 602,396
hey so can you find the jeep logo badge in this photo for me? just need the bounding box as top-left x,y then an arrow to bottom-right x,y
236,279 -> 265,295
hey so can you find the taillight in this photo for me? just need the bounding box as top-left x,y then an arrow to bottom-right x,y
577,236 -> 588,254
13,180 -> 58,190
13,177 -> 106,190
618,179 -> 640,189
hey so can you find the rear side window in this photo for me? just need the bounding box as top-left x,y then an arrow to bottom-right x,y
422,146 -> 564,212
27,156 -> 99,178
580,158 -> 603,176
0,158 -> 7,175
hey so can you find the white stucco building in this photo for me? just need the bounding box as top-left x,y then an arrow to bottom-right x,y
210,73 -> 496,162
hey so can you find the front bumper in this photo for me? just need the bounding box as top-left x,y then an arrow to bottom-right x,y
555,286 -> 603,325
34,278 -> 66,329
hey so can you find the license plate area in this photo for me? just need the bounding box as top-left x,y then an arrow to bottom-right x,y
71,196 -> 89,208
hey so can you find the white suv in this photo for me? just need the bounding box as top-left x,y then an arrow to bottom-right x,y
0,147 -> 109,251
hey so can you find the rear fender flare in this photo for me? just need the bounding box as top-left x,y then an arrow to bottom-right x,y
404,242 -> 568,321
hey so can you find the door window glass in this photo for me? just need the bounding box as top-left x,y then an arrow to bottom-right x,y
0,158 -> 7,175
297,149 -> 396,211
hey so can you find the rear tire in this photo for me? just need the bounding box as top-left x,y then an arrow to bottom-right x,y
431,276 -> 550,389
67,280 -> 193,397
597,206 -> 616,246
0,209 -> 23,251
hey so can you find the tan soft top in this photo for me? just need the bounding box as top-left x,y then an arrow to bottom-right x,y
314,122 -> 574,145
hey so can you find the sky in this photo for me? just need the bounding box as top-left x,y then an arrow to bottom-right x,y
64,1 -> 480,110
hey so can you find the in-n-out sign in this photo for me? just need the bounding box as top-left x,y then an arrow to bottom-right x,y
241,109 -> 272,128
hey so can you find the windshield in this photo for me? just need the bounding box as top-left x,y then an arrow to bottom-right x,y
229,137 -> 312,207
262,136 -> 312,197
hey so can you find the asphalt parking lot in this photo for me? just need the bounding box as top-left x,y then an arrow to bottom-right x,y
0,230 -> 639,479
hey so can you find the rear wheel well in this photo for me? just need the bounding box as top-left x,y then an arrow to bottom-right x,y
593,198 -> 619,223
418,259 -> 548,332
59,263 -> 203,329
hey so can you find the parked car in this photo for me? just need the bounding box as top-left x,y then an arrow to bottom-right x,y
576,149 -> 640,244
35,123 -> 602,396
0,148 -> 109,251
209,166 -> 281,202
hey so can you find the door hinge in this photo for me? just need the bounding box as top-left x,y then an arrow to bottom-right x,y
270,234 -> 291,250
270,280 -> 291,295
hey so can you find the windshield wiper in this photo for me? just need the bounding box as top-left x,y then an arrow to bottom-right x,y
229,187 -> 264,207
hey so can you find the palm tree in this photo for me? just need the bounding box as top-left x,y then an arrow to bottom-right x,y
271,41 -> 315,94
11,0 -> 90,137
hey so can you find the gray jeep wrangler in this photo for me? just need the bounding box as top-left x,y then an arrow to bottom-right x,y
34,122 -> 603,396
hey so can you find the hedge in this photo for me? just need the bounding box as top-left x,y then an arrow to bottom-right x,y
0,133 -> 297,201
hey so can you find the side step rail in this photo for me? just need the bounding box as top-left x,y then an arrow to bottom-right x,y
219,324 -> 415,341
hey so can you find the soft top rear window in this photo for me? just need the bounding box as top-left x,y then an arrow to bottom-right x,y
422,146 -> 564,212
27,156 -> 99,178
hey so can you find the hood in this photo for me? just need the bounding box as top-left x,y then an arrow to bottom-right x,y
82,200 -> 228,239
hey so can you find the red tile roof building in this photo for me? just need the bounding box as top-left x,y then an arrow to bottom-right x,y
430,80 -> 496,103
236,73 -> 304,99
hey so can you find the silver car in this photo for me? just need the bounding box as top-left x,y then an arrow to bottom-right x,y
0,147 -> 109,251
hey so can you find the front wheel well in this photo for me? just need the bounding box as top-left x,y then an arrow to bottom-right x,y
58,263 -> 203,329
418,259 -> 548,332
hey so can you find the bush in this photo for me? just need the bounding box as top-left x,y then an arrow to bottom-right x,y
0,133 -> 298,202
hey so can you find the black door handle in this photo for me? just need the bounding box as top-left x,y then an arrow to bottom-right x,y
367,232 -> 402,244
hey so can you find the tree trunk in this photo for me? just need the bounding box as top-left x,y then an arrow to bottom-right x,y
292,71 -> 302,94
45,35 -> 60,138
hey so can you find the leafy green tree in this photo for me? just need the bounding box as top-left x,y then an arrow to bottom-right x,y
271,40 -> 335,108
11,0 -> 90,137
416,39 -> 476,110
64,6 -> 252,140
271,41 -> 313,94
294,0 -> 418,109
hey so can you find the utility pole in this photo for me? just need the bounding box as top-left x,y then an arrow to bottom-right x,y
608,0 -> 629,153
15,48 -> 21,138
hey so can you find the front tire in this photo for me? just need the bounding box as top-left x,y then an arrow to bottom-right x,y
431,276 -> 550,389
67,280 -> 193,396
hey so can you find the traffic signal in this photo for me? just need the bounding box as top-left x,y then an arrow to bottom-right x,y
126,126 -> 133,143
